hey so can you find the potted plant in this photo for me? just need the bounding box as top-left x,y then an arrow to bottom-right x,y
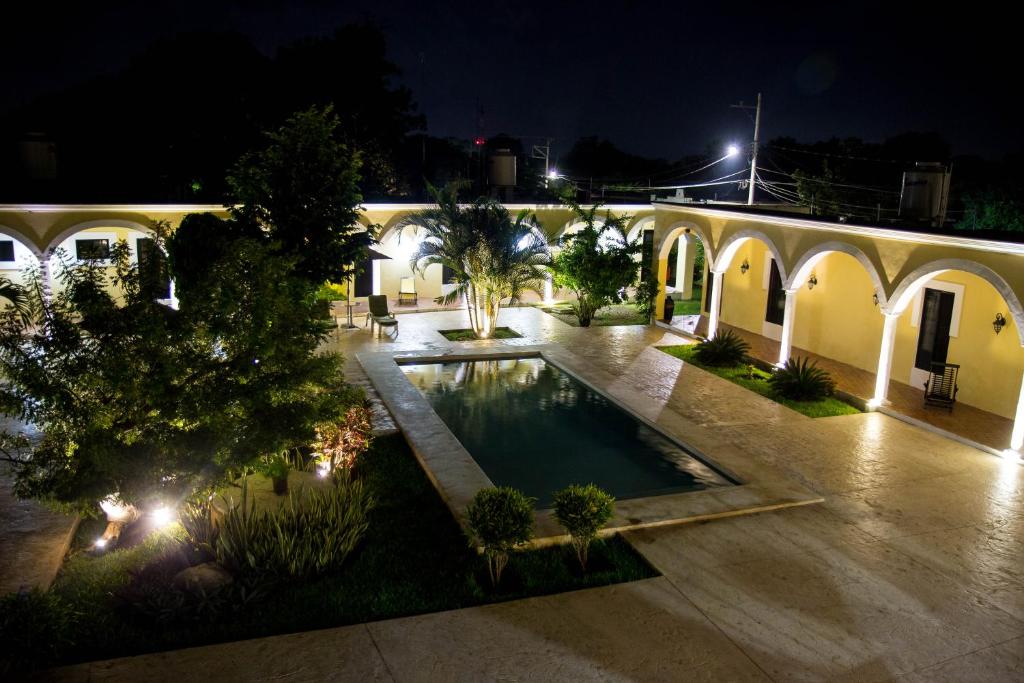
265,454 -> 291,495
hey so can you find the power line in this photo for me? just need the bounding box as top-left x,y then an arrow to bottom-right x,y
608,168 -> 750,192
765,143 -> 911,165
757,167 -> 900,194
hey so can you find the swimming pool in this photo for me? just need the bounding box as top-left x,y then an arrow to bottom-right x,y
399,356 -> 732,507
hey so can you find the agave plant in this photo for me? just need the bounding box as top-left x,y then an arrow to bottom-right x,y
769,356 -> 836,401
694,329 -> 750,367
399,183 -> 550,339
216,476 -> 374,581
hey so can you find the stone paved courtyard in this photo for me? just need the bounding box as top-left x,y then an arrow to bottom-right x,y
41,307 -> 1024,680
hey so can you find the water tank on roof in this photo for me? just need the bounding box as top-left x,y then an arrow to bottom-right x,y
487,148 -> 517,188
899,162 -> 951,226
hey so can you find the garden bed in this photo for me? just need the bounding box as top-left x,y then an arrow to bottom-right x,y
657,344 -> 861,418
439,327 -> 522,341
540,304 -> 648,327
1,434 -> 655,673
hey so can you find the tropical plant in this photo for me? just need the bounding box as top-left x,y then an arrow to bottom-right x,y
465,487 -> 535,587
552,484 -> 615,571
0,276 -> 30,325
550,197 -> 640,326
313,404 -> 373,474
216,476 -> 374,581
180,497 -> 219,560
633,269 -> 660,321
694,330 -> 750,367
768,356 -> 837,401
400,182 -> 550,338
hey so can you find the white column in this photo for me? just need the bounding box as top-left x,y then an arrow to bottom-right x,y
38,252 -> 53,302
167,279 -> 179,310
674,237 -> 688,291
777,289 -> 798,366
1010,371 -> 1024,452
706,270 -> 724,339
543,271 -> 554,303
871,312 -> 900,406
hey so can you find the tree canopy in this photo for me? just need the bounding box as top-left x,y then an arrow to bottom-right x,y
550,198 -> 639,327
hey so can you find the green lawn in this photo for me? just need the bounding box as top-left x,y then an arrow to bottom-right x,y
673,284 -> 703,316
2,434 -> 655,671
541,304 -> 649,327
657,344 -> 861,418
439,327 -> 522,341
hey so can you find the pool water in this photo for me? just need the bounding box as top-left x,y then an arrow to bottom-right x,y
400,357 -> 732,507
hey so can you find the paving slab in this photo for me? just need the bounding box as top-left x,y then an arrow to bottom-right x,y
365,577 -> 770,683
41,622 -> 392,682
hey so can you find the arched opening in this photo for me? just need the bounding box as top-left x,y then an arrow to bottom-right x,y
787,249 -> 886,372
700,232 -> 784,341
46,221 -> 167,301
655,222 -> 713,334
875,260 -> 1024,452
375,223 -> 444,308
0,226 -> 44,294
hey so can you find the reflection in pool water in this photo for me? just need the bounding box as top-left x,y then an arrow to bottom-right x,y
400,357 -> 731,507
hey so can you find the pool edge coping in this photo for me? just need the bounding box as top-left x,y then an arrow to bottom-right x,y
358,344 -> 823,542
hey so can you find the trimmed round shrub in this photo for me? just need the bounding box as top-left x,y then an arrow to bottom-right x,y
552,484 -> 615,571
769,356 -> 836,401
694,329 -> 750,367
465,487 -> 534,587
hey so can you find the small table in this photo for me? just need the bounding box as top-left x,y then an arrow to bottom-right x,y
342,301 -> 361,330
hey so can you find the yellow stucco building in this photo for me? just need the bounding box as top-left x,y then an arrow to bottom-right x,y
2,201 -> 1022,455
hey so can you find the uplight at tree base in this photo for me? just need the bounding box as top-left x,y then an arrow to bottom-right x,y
151,505 -> 175,528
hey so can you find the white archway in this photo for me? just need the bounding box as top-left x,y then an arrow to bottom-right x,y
786,240 -> 887,306
887,258 -> 1024,339
712,229 -> 786,280
44,219 -> 155,257
0,225 -> 44,292
625,215 -> 655,246
872,258 -> 1024,435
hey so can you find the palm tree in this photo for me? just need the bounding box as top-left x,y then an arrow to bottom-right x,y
400,183 -> 550,339
0,276 -> 30,325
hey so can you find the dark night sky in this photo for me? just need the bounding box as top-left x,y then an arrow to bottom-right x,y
2,1 -> 1016,161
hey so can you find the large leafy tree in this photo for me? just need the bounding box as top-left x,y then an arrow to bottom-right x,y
227,105 -> 373,286
0,108 -> 369,513
0,238 -> 355,512
550,199 -> 639,327
401,183 -> 549,338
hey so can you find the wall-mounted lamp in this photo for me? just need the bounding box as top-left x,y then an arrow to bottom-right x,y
872,293 -> 879,306
740,258 -> 750,274
807,273 -> 818,290
994,313 -> 1007,335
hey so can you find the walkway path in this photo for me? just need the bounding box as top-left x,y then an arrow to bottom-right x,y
673,316 -> 1014,452
47,309 -> 1024,680
0,420 -> 79,595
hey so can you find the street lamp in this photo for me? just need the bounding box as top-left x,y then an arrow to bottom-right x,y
726,144 -> 740,157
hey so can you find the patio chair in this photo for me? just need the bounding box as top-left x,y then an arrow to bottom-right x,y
366,295 -> 399,338
398,277 -> 417,306
923,362 -> 959,410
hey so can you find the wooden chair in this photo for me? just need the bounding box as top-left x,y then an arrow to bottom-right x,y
366,295 -> 398,338
398,277 -> 417,306
923,362 -> 959,410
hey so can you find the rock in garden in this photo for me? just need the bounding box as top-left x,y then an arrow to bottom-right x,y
172,562 -> 234,594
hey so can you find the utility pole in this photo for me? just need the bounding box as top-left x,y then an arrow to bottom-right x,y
731,93 -> 762,205
531,138 -> 552,187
